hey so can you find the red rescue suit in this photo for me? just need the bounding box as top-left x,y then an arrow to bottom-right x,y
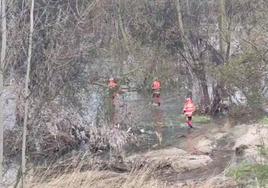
183,98 -> 196,128
152,81 -> 161,90
152,81 -> 161,106
108,80 -> 118,89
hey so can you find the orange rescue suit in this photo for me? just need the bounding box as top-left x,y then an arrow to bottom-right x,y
183,99 -> 196,117
108,80 -> 118,89
152,81 -> 161,90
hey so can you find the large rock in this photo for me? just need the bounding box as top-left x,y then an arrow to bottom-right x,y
126,148 -> 212,173
172,155 -> 212,172
198,176 -> 237,188
196,138 -> 214,154
3,86 -> 17,131
234,125 -> 268,148
3,163 -> 20,188
233,124 -> 268,162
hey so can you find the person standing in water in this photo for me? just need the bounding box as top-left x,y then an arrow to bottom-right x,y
151,78 -> 161,106
107,77 -> 119,123
183,97 -> 196,128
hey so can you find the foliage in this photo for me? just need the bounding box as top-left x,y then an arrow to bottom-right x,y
177,115 -> 211,124
259,117 -> 268,125
1,1 -> 268,183
228,124 -> 268,187
259,146 -> 268,158
228,163 -> 268,187
216,50 -> 267,109
192,116 -> 211,124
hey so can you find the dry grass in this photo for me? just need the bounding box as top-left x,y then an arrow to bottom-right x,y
24,153 -> 238,188
26,167 -> 167,188
26,169 -> 238,188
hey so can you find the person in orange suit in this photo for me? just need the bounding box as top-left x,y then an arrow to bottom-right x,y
107,78 -> 119,123
151,78 -> 161,106
108,77 -> 118,90
183,97 -> 196,128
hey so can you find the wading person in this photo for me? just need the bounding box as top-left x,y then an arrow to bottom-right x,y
151,78 -> 161,106
107,77 -> 119,123
183,97 -> 196,128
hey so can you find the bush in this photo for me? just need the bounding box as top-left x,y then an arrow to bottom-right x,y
228,163 -> 268,187
215,50 -> 267,111
228,105 -> 265,124
259,117 -> 268,125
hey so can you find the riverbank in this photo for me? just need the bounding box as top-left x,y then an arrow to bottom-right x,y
25,122 -> 268,188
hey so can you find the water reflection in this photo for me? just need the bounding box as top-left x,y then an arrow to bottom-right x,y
105,91 -> 191,151
152,107 -> 164,146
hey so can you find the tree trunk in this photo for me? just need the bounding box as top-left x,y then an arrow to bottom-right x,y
219,0 -> 226,58
225,20 -> 231,62
200,77 -> 210,113
211,84 -> 222,115
175,0 -> 211,111
21,0 -> 34,187
195,67 -> 210,113
0,0 -> 7,185
211,0 -> 229,116
175,0 -> 185,36
186,0 -> 190,17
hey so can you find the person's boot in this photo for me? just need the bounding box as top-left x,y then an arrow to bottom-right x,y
187,121 -> 193,128
157,96 -> 160,106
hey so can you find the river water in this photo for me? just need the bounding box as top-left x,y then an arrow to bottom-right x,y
115,91 -> 218,154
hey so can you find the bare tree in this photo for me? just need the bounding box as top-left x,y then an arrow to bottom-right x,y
21,0 -> 35,187
219,0 -> 226,57
175,0 -> 211,110
0,0 -> 7,186
175,0 -> 185,36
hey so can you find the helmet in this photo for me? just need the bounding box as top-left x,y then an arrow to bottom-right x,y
109,77 -> 114,81
186,98 -> 192,102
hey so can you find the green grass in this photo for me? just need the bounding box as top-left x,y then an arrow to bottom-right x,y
177,115 -> 211,124
259,146 -> 268,157
192,115 -> 211,124
228,163 -> 268,187
259,116 -> 268,125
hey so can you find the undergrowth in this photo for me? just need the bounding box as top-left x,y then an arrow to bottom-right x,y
227,123 -> 268,187
228,163 -> 268,187
259,116 -> 268,125
177,115 -> 211,124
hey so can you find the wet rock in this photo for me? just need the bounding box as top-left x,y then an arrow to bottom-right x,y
172,155 -> 212,172
127,148 -> 187,161
126,148 -> 212,173
233,125 -> 268,162
235,144 -> 248,156
3,163 -> 20,188
214,132 -> 228,140
196,138 -> 214,154
234,125 -> 268,148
